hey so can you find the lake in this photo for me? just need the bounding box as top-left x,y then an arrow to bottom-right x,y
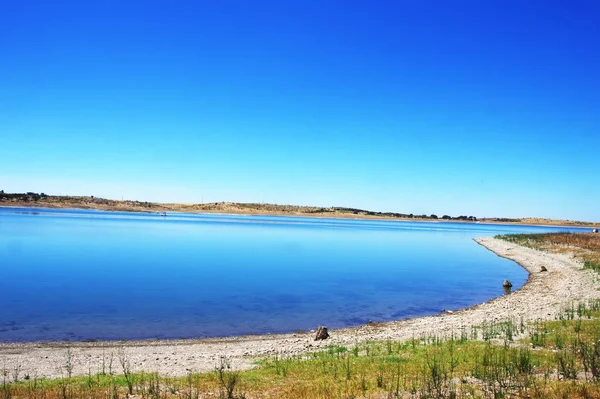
0,207 -> 587,342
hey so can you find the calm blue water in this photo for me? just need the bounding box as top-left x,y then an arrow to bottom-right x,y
0,207 -> 588,342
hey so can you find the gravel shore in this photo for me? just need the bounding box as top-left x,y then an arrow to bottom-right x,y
2,237 -> 599,380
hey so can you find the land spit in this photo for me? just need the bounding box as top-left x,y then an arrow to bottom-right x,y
1,237 -> 599,380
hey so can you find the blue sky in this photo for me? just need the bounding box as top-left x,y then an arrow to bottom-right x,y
1,1 -> 599,220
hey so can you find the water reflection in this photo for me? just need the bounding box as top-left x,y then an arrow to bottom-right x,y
0,207 -> 586,342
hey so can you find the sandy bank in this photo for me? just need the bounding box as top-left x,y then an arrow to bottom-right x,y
1,237 -> 599,380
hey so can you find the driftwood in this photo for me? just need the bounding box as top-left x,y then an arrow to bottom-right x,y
314,326 -> 329,341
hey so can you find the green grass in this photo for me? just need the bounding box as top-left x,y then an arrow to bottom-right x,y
4,305 -> 600,398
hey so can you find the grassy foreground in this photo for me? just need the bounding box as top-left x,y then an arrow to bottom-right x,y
3,233 -> 600,399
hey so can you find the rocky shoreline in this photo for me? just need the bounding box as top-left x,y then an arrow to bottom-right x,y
2,237 -> 599,380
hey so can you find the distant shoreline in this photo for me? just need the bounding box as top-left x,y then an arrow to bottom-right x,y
0,202 -> 596,229
1,193 -> 597,227
0,204 -> 597,230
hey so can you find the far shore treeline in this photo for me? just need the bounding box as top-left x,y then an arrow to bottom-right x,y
0,190 -> 597,227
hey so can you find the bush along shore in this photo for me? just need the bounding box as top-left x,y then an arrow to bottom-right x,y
2,233 -> 600,398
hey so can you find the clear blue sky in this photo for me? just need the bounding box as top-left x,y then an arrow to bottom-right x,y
1,1 -> 599,221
